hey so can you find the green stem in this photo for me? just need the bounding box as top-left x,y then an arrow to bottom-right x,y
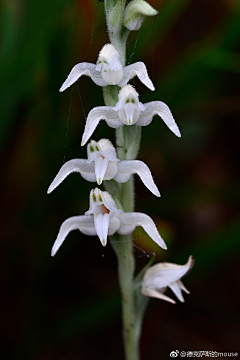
103,2 -> 141,358
117,177 -> 139,360
103,86 -> 140,360
104,0 -> 129,65
117,233 -> 139,360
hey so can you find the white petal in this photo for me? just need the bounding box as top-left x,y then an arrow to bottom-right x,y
97,44 -> 122,69
51,215 -> 96,256
141,287 -> 176,304
105,117 -> 123,129
119,62 -> 155,91
59,63 -> 107,92
143,256 -> 193,289
168,281 -> 185,302
108,53 -> 123,71
94,154 -> 109,185
81,107 -> 120,146
97,44 -> 123,85
94,213 -> 110,246
108,214 -> 121,235
87,140 -> 99,162
177,280 -> 190,294
102,191 -> 122,213
137,101 -> 181,137
47,159 -> 95,194
118,212 -> 167,249
85,188 -> 121,216
113,85 -> 141,111
104,161 -> 118,180
114,160 -> 160,196
102,67 -> 123,85
113,85 -> 143,125
85,188 -> 104,215
98,139 -> 118,161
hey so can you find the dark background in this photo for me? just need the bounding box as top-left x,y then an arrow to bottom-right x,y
0,0 -> 240,359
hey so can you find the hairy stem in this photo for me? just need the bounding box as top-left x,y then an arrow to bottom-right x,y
103,1 -> 141,358
117,233 -> 139,360
103,85 -> 140,360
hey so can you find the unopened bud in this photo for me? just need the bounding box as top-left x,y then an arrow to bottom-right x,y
123,0 -> 158,31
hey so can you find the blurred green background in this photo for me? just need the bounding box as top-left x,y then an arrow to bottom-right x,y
0,0 -> 240,359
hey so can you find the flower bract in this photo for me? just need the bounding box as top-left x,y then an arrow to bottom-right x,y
59,44 -> 154,91
47,139 -> 160,196
51,188 -> 167,255
81,85 -> 181,145
141,256 -> 194,304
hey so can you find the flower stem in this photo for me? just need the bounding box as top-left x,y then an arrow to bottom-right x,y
103,87 -> 140,359
117,170 -> 141,360
117,233 -> 139,360
103,2 -> 141,357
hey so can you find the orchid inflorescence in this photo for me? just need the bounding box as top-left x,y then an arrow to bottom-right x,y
48,2 -> 193,358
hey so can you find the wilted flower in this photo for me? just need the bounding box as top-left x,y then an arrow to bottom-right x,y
47,139 -> 160,196
59,44 -> 154,91
81,84 -> 181,145
51,188 -> 167,255
141,256 -> 194,304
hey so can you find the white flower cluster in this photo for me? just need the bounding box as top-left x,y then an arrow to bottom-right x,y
48,1 -> 193,304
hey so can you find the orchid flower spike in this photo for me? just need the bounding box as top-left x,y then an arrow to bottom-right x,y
47,139 -> 160,197
51,188 -> 167,256
59,43 -> 154,91
141,256 -> 194,304
81,84 -> 181,146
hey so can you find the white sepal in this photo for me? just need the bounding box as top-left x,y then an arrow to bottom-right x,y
137,101 -> 181,137
123,0 -> 158,31
51,188 -> 122,254
59,63 -> 106,92
114,160 -> 160,197
47,159 -> 96,194
141,256 -> 194,303
141,287 -> 176,304
51,215 -> 96,256
118,212 -> 167,249
119,62 -> 155,91
81,107 -> 121,146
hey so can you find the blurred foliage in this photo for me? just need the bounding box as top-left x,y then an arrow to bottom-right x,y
0,0 -> 240,359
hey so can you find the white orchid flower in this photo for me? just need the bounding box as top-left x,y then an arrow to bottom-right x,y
141,256 -> 194,304
51,188 -> 167,255
81,84 -> 181,146
47,139 -> 160,196
59,43 -> 154,91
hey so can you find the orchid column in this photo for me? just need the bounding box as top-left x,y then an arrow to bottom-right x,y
48,1 -> 193,360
